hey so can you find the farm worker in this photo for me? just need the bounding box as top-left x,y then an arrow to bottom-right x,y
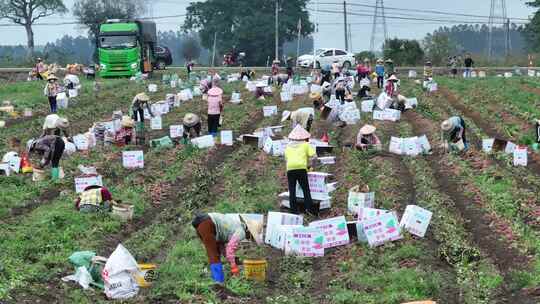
385,75 -> 407,112
285,125 -> 317,215
375,59 -> 385,89
358,77 -> 372,99
271,59 -> 280,76
333,77 -> 351,104
356,124 -> 382,151
310,69 -> 322,85
321,81 -> 332,100
286,57 -> 294,78
115,116 -> 134,146
441,116 -> 468,151
186,60 -> 194,78
385,59 -> 395,77
43,74 -> 61,113
42,114 -> 70,137
310,92 -> 323,109
75,185 -> 113,213
255,81 -> 269,100
424,61 -> 433,80
191,213 -> 263,284
131,92 -> 153,131
449,56 -> 458,78
464,53 -> 474,78
28,135 -> 65,180
36,58 -> 46,80
281,107 -> 315,132
535,119 -> 540,144
207,84 -> 224,137
183,113 -> 201,142
332,60 -> 341,78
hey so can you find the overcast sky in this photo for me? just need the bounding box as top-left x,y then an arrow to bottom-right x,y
0,0 -> 535,53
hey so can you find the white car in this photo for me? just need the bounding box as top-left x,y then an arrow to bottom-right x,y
297,48 -> 356,69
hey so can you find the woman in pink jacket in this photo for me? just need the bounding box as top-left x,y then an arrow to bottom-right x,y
207,81 -> 224,136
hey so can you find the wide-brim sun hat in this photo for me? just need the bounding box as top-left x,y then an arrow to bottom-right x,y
310,92 -> 322,100
240,214 -> 263,245
273,59 -> 280,64
376,58 -> 383,63
385,59 -> 393,63
121,116 -> 134,128
136,92 -> 150,102
441,120 -> 452,131
288,124 -> 311,140
388,75 -> 398,81
183,113 -> 200,126
47,74 -> 58,81
256,81 -> 266,88
363,58 -> 370,62
208,87 -> 223,96
359,124 -> 376,135
281,110 -> 292,122
58,118 -> 69,128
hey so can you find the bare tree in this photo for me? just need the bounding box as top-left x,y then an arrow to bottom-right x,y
0,0 -> 67,56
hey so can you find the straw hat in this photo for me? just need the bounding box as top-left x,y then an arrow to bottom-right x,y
240,214 -> 263,245
376,58 -> 383,64
121,116 -> 134,128
388,74 -> 398,81
363,58 -> 370,63
183,113 -> 200,127
322,82 -> 331,90
57,118 -> 69,128
310,92 -> 322,100
281,110 -> 292,122
135,93 -> 150,102
208,87 -> 223,96
359,124 -> 376,135
441,119 -> 452,131
288,124 -> 311,140
47,74 -> 58,81
385,59 -> 393,63
256,81 -> 266,88
273,59 -> 280,64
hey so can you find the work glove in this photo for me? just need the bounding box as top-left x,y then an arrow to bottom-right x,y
210,262 -> 225,284
230,265 -> 240,276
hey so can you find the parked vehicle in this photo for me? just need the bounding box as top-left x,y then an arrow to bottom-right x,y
154,46 -> 173,70
297,48 -> 356,69
97,19 -> 157,77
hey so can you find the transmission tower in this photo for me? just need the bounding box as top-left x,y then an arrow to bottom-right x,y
370,0 -> 388,53
488,0 -> 508,60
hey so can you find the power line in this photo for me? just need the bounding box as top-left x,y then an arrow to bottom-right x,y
310,1 -> 529,22
0,14 -> 188,27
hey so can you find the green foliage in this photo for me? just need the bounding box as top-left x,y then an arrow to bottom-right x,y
0,0 -> 67,52
354,51 -> 376,63
383,38 -> 424,66
72,0 -> 146,40
183,0 -> 314,65
423,32 -> 456,65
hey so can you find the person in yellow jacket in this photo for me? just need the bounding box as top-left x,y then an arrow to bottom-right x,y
284,125 -> 317,216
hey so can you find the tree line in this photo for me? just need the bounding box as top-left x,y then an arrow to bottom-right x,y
1,0 -> 540,66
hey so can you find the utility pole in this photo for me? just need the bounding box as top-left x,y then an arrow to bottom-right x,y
348,23 -> 352,51
505,18 -> 511,60
343,1 -> 348,51
275,0 -> 279,61
313,0 -> 319,69
211,32 -> 217,67
370,0 -> 388,53
488,0 -> 508,61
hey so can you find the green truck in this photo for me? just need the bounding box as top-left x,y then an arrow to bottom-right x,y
97,19 -> 157,77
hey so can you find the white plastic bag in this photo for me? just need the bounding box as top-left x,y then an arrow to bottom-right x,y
57,92 -> 69,109
102,244 -> 141,299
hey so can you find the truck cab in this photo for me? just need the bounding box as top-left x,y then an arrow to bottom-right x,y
98,20 -> 157,77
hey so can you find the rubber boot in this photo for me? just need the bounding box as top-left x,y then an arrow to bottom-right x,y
51,167 -> 60,181
136,121 -> 145,145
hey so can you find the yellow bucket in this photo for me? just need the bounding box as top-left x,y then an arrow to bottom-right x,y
134,263 -> 157,288
243,259 -> 267,282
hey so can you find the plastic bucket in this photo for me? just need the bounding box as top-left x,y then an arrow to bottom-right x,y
243,259 -> 267,282
112,203 -> 134,221
32,168 -> 46,181
134,263 -> 157,287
